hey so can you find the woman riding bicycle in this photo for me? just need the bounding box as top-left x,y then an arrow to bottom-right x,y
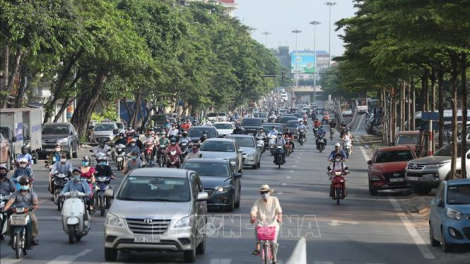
250,184 -> 283,264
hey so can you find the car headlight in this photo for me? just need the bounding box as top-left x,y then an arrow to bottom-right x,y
370,175 -> 381,181
447,208 -> 463,220
106,213 -> 125,227
57,138 -> 69,145
173,215 -> 194,228
247,152 -> 255,157
216,185 -> 231,192
230,160 -> 236,166
426,162 -> 449,168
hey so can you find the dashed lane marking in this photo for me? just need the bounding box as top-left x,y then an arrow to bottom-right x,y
46,249 -> 93,264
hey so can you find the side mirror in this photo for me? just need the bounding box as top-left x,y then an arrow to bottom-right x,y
367,160 -> 372,165
199,154 -> 202,158
467,153 -> 470,159
436,198 -> 444,208
113,129 -> 118,134
197,192 -> 209,202
104,189 -> 114,199
238,148 -> 243,153
70,131 -> 74,136
234,172 -> 242,179
89,149 -> 94,153
12,136 -> 17,142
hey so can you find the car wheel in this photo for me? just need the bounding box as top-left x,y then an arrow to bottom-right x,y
252,163 -> 257,169
7,153 -> 12,170
257,160 -> 261,169
227,195 -> 235,212
429,222 -> 440,247
72,144 -> 78,158
369,180 -> 378,196
183,248 -> 196,263
104,248 -> 118,261
196,234 -> 206,254
413,185 -> 432,195
67,145 -> 72,159
441,227 -> 453,252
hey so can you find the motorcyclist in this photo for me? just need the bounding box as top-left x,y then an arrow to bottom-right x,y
168,124 -> 180,138
316,126 -> 328,149
166,138 -> 182,156
327,153 -> 348,198
233,123 -> 247,135
342,130 -> 354,155
48,144 -> 62,166
0,165 -> 15,240
4,176 -> 39,246
339,122 -> 348,137
199,131 -> 208,144
12,158 -> 34,180
269,113 -> 277,122
181,119 -> 191,132
95,156 -> 116,179
250,184 -> 282,263
158,133 -> 170,147
122,151 -> 143,174
296,121 -> 307,140
48,154 -> 73,193
60,168 -> 91,225
94,140 -> 111,157
283,129 -> 295,152
268,127 -> 279,137
314,119 -> 322,129
114,133 -> 127,146
323,112 -> 330,125
330,119 -> 337,137
178,131 -> 191,145
204,119 -> 212,126
163,119 -> 172,129
79,156 -> 95,195
273,134 -> 286,164
184,144 -> 202,162
125,138 -> 141,156
16,146 -> 33,167
328,143 -> 348,161
255,129 -> 267,140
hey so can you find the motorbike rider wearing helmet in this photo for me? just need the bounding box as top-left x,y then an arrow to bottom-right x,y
342,130 -> 353,155
48,144 -> 62,166
283,129 -> 295,152
297,121 -> 307,139
316,126 -> 327,148
184,144 -> 202,162
178,131 -> 191,145
0,165 -> 15,196
255,128 -> 266,140
122,151 -> 143,174
181,119 -> 191,131
48,154 -> 73,193
339,122 -> 348,137
60,169 -> 92,214
199,131 -> 208,144
232,123 -> 247,135
166,138 -> 182,156
114,133 -> 127,146
16,146 -> 33,167
273,134 -> 286,164
327,153 -> 348,198
12,158 -> 34,180
168,124 -> 179,138
328,143 -> 347,161
94,140 -> 111,157
125,138 -> 141,156
314,119 -> 322,129
4,176 -> 39,245
95,156 -> 116,180
268,127 -> 279,137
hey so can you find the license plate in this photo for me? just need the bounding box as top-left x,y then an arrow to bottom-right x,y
45,149 -> 55,152
390,178 -> 405,182
134,235 -> 161,243
407,176 -> 419,181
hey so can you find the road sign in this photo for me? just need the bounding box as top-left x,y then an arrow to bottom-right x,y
421,112 -> 439,121
421,121 -> 439,131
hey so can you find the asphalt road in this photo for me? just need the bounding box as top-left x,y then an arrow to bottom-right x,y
0,119 -> 461,264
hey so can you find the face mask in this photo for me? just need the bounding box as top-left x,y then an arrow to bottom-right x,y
0,173 -> 6,179
82,161 -> 89,166
20,163 -> 27,168
192,148 -> 198,153
21,185 -> 30,191
262,193 -> 270,199
61,158 -> 66,163
119,136 -> 123,139
132,156 -> 137,160
55,148 -> 61,152
73,175 -> 81,181
335,159 -> 341,162
131,143 -> 136,146
171,142 -> 176,145
101,162 -> 107,166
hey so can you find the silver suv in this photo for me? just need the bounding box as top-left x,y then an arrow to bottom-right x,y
104,168 -> 209,262
406,142 -> 470,195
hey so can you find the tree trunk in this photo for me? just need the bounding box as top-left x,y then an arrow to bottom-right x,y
52,72 -> 82,122
400,81 -> 405,132
438,65 -> 445,149
70,71 -> 107,141
461,53 -> 467,178
407,82 -> 411,131
450,55 -> 459,180
122,98 -> 134,126
1,48 -> 24,108
411,79 -> 416,130
0,45 -> 10,108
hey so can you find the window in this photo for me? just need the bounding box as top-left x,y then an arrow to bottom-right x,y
200,141 -> 235,152
396,134 -> 419,145
241,119 -> 262,126
214,123 -> 233,130
229,137 -> 255,147
117,176 -> 190,202
447,184 -> 470,205
434,144 -> 470,157
94,124 -> 114,131
42,125 -> 68,135
188,128 -> 217,138
374,150 -> 414,163
183,162 -> 229,177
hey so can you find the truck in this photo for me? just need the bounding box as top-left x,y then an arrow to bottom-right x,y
0,108 -> 43,167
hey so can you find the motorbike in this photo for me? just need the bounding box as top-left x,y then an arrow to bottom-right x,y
317,134 -> 326,153
157,145 -> 167,168
51,172 -> 70,211
0,194 -> 9,239
179,141 -> 191,160
344,141 -> 352,157
284,138 -> 293,156
256,137 -> 265,153
114,144 -> 126,171
330,129 -> 334,140
9,207 -> 34,259
61,190 -> 90,244
144,141 -> 156,168
329,169 -> 349,205
312,127 -> 319,138
269,135 -> 277,156
166,150 -> 181,168
298,130 -> 306,145
93,175 -> 111,217
274,145 -> 284,169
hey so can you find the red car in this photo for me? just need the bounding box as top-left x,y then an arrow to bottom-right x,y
367,146 -> 417,195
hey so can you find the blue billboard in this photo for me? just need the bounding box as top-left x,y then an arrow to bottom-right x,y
290,52 -> 316,74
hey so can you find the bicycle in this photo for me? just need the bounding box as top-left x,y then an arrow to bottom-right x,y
256,224 -> 278,264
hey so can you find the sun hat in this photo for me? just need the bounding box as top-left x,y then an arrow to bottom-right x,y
259,184 -> 273,193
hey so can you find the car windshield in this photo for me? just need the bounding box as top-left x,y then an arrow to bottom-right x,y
200,141 -> 235,152
242,119 -> 262,126
396,134 -> 418,145
183,162 -> 229,177
151,115 -> 167,122
94,124 -> 114,131
229,137 -> 255,147
218,113 -> 226,116
263,125 -> 282,132
42,125 -> 68,135
447,184 -> 470,205
116,123 -> 124,129
280,117 -> 296,123
207,113 -> 217,117
434,144 -> 470,157
214,123 -> 233,129
117,176 -> 190,202
188,128 -> 216,138
375,150 -> 414,163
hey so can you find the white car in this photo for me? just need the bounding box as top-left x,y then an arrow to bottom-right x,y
213,122 -> 234,137
217,112 -> 228,122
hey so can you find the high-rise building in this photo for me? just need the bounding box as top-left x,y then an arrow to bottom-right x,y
177,0 -> 238,17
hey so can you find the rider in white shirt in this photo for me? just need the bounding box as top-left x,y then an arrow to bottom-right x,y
342,131 -> 353,153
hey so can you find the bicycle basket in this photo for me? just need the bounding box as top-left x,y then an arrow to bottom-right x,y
257,226 -> 276,241
10,214 -> 29,226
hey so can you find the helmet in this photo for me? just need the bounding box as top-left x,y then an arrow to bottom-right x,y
82,156 -> 91,162
19,176 -> 30,185
182,131 -> 188,136
170,138 -> 176,143
21,146 -> 27,151
72,168 -> 81,174
119,132 -> 124,137
335,143 -> 341,148
130,138 -> 137,143
0,164 -> 8,172
19,158 -> 28,164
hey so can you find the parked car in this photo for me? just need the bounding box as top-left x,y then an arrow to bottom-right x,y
103,168 -> 208,262
0,133 -> 12,169
429,179 -> 470,252
227,134 -> 262,169
199,138 -> 243,173
395,131 -> 419,152
406,141 -> 470,195
240,118 -> 263,134
367,146 -> 416,195
182,159 -> 241,211
213,122 -> 234,137
188,126 -> 219,144
115,122 -> 125,134
90,122 -> 119,145
40,122 -> 79,159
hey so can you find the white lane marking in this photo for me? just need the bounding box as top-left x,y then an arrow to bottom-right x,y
354,114 -> 365,133
209,259 -> 232,264
314,262 -> 334,264
292,165 -> 298,168
277,192 -> 283,195
282,183 -> 287,186
47,249 -> 93,264
289,170 -> 294,173
359,146 -> 435,260
295,161 -> 300,163
286,176 -> 291,179
1,258 -> 22,264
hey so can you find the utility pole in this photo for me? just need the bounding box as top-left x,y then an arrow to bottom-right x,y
325,2 -> 336,67
262,32 -> 271,48
292,29 -> 302,109
310,21 -> 320,103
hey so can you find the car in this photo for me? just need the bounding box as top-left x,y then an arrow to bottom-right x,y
240,118 -> 263,134
293,113 -> 304,122
342,110 -> 353,117
285,120 -> 300,139
103,168 -> 209,262
218,113 -> 228,122
90,122 -> 119,145
0,133 -> 12,169
253,112 -> 268,123
279,115 -> 298,130
429,179 -> 470,252
188,126 -> 219,143
406,141 -> 470,195
149,114 -> 168,127
182,159 -> 241,211
367,146 -> 416,195
40,122 -> 79,159
213,122 -> 234,137
199,138 -> 243,174
395,131 -> 419,152
115,122 -> 125,134
227,134 -> 262,169
206,113 -> 218,122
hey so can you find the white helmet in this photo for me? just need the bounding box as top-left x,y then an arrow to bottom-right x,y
19,158 -> 28,168
335,143 -> 341,148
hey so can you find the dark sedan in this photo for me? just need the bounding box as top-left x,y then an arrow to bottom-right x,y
188,126 -> 219,143
241,118 -> 263,134
182,159 -> 241,212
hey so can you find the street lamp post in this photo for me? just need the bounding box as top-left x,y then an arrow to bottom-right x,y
292,29 -> 302,109
325,2 -> 336,67
310,21 -> 320,103
262,32 -> 271,48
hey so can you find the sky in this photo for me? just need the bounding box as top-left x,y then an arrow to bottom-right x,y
234,0 -> 356,57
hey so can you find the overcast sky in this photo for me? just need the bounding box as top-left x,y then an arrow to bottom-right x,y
234,0 -> 356,57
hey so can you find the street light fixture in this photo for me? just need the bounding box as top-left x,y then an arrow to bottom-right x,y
309,21 -> 320,103
262,32 -> 271,48
325,2 -> 336,67
292,29 -> 302,108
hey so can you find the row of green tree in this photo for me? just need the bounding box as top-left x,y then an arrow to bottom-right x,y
0,0 -> 280,138
321,0 -> 470,179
